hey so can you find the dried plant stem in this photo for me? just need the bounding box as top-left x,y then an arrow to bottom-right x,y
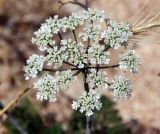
0,102 -> 28,134
0,86 -> 32,117
132,21 -> 160,33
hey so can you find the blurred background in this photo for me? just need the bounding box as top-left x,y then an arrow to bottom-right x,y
0,0 -> 160,134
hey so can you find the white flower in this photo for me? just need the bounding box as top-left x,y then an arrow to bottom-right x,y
61,39 -> 88,68
55,70 -> 76,90
110,76 -> 132,101
83,8 -> 106,22
34,74 -> 57,102
32,24 -> 53,51
24,54 -> 45,80
88,44 -> 110,65
72,89 -> 102,116
79,25 -> 101,42
87,69 -> 108,89
102,20 -> 132,49
45,15 -> 61,34
46,46 -> 67,69
61,13 -> 84,32
119,50 -> 141,73
32,15 -> 60,51
72,101 -> 80,110
25,8 -> 140,115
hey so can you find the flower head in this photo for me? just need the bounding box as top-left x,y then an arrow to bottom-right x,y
25,8 -> 140,116
72,89 -> 102,116
61,39 -> 87,68
87,69 -> 108,89
24,54 -> 45,80
32,16 -> 60,51
34,74 -> 57,102
119,50 -> 141,73
102,20 -> 132,49
110,76 -> 132,101
83,8 -> 106,22
88,44 -> 110,65
61,13 -> 84,32
46,46 -> 67,69
79,25 -> 101,42
54,70 -> 76,90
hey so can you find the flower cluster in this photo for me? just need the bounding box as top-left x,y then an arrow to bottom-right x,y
34,70 -> 76,102
61,39 -> 87,68
110,76 -> 132,101
46,46 -> 66,69
87,69 -> 108,89
54,70 -> 76,90
119,50 -> 141,73
79,25 -> 101,42
31,16 -> 60,51
61,13 -> 84,32
72,89 -> 102,116
24,8 -> 141,116
83,8 -> 106,22
33,74 -> 57,102
101,20 -> 133,49
88,44 -> 110,65
24,54 -> 45,80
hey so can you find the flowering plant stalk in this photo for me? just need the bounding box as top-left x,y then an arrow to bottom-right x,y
23,7 -> 141,133
1,0 -> 160,134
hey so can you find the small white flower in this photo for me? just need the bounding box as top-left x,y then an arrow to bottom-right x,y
102,20 -> 132,49
83,8 -> 106,23
34,74 -> 57,102
46,15 -> 61,34
119,50 -> 141,73
79,25 -> 101,42
72,89 -> 102,116
61,39 -> 88,68
61,13 -> 84,32
55,70 -> 76,90
110,76 -> 132,101
32,24 -> 53,51
87,69 -> 108,89
32,15 -> 60,51
88,44 -> 110,65
72,101 -> 80,110
24,54 -> 45,80
46,46 -> 67,69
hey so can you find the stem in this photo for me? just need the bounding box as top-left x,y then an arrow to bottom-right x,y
63,61 -> 77,67
58,32 -> 63,40
43,67 -> 78,72
82,69 -> 92,134
0,102 -> 28,134
0,86 -> 32,117
72,30 -> 78,43
82,69 -> 89,92
86,115 -> 92,134
85,0 -> 89,10
43,64 -> 119,73
94,64 -> 119,69
73,69 -> 82,76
